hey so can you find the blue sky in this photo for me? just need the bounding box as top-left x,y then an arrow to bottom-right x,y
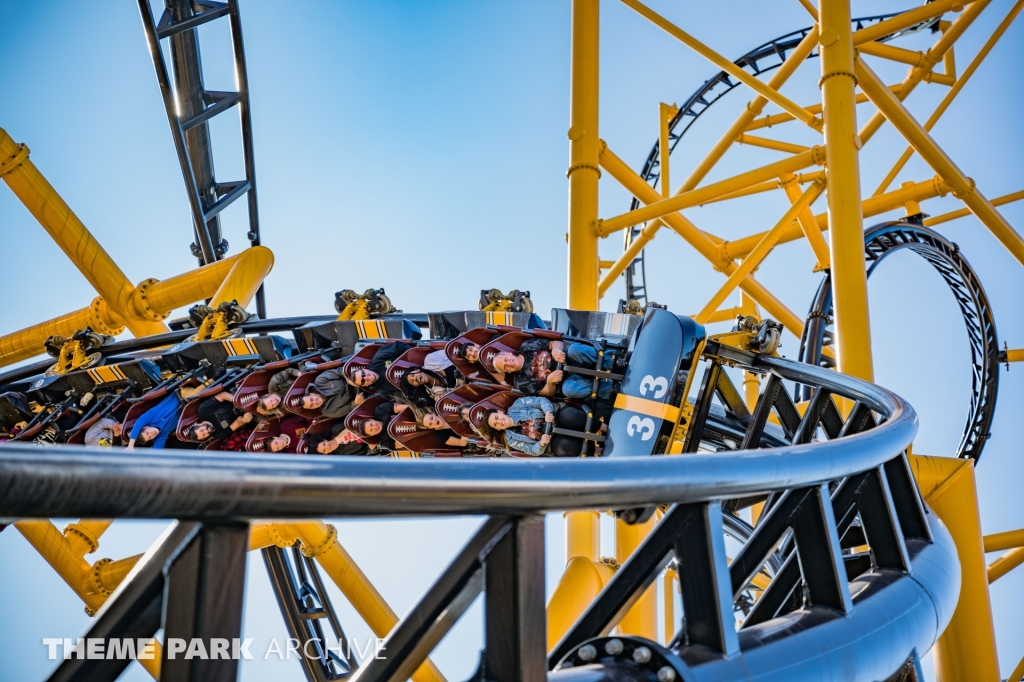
1,1 -> 1022,680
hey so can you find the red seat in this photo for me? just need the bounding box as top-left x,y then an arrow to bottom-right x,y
467,390 -> 522,451
295,417 -> 347,454
478,328 -> 566,386
384,346 -> 439,389
245,416 -> 281,453
232,369 -> 275,413
435,385 -> 500,439
343,396 -> 389,448
445,328 -> 502,382
341,344 -> 385,383
282,358 -> 344,419
386,411 -> 463,453
177,383 -> 234,442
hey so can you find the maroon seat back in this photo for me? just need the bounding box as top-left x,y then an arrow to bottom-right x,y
343,396 -> 388,447
246,416 -> 281,453
281,358 -> 343,418
468,390 -> 521,449
296,417 -> 347,454
233,369 -> 275,413
341,344 -> 384,383
445,328 -> 502,382
435,385 -> 499,439
385,347 -> 435,389
387,411 -> 459,453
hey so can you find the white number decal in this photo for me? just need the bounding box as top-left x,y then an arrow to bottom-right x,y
627,416 -> 656,441
639,374 -> 668,399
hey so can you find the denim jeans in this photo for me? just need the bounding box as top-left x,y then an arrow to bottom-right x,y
562,343 -> 616,400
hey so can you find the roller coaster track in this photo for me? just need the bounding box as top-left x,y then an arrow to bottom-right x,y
622,11 -> 939,304
0,347 -> 958,682
797,221 -> 1000,462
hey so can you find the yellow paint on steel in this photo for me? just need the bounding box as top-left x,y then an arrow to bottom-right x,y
1004,348 -> 1024,363
63,520 -> 113,558
1010,654 -> 1024,682
546,556 -> 616,650
565,510 -> 601,563
925,189 -> 1024,227
743,88 -> 901,133
857,58 -> 1024,268
613,393 -> 681,422
820,0 -> 873,382
736,134 -> 810,155
911,455 -> 999,682
858,41 -> 926,67
599,143 -> 809,339
0,297 -> 126,367
781,173 -> 831,270
566,0 -> 602,563
988,546 -> 1024,584
599,146 -> 825,235
857,2 -> 988,152
663,568 -> 676,644
616,515 -> 658,639
620,0 -> 822,131
682,26 -> 820,193
722,175 -> 952,260
875,0 -> 1024,196
695,178 -> 826,324
852,0 -> 983,46
984,527 -> 1024,553
0,128 -> 168,340
14,521 -> 108,613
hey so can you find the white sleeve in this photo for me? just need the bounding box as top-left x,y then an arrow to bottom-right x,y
423,349 -> 453,372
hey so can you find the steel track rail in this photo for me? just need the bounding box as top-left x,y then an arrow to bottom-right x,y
0,355 -> 915,519
622,11 -> 939,303
0,354 -> 957,682
797,221 -> 1000,461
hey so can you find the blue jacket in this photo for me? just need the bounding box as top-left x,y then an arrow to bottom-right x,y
503,396 -> 554,457
130,393 -> 182,449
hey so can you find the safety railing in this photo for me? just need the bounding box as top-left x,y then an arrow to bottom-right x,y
0,354 -> 959,682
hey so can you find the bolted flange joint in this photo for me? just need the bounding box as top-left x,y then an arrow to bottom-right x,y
555,636 -> 690,682
129,278 -> 170,322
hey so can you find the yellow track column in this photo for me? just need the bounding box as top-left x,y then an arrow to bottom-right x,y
566,0 -> 601,564
818,0 -> 873,381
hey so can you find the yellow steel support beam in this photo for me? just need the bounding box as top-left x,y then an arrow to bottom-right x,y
852,0 -> 982,46
781,172 -> 831,269
659,103 -> 677,198
858,41 -> 927,67
681,26 -> 820,192
857,1 -> 989,149
984,528 -> 1024,552
745,89 -> 894,132
0,299 -> 125,367
736,134 -> 809,155
0,246 -> 274,368
598,221 -> 661,297
722,175 -> 952,260
695,177 -> 826,324
820,0 -> 873,382
856,58 -> 1024,267
925,189 -> 1024,227
911,456 -> 999,682
546,555 -> 616,650
567,0 -> 602,562
620,0 -> 822,131
0,128 -> 168,339
1011,656 -> 1024,682
616,515 -> 657,638
988,546 -> 1024,584
599,143 -> 809,339
1004,348 -> 1024,363
599,146 -> 825,235
14,521 -> 110,614
875,0 -> 1024,196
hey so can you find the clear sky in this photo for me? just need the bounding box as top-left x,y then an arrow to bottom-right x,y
1,1 -> 1022,680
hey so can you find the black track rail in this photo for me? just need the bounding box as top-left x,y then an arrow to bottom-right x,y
797,221 -> 1000,462
623,11 -> 939,303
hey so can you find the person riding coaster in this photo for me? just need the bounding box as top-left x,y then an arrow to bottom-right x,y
492,339 -> 624,400
476,395 -> 557,456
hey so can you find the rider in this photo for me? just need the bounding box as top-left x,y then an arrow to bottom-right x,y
479,395 -> 555,456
